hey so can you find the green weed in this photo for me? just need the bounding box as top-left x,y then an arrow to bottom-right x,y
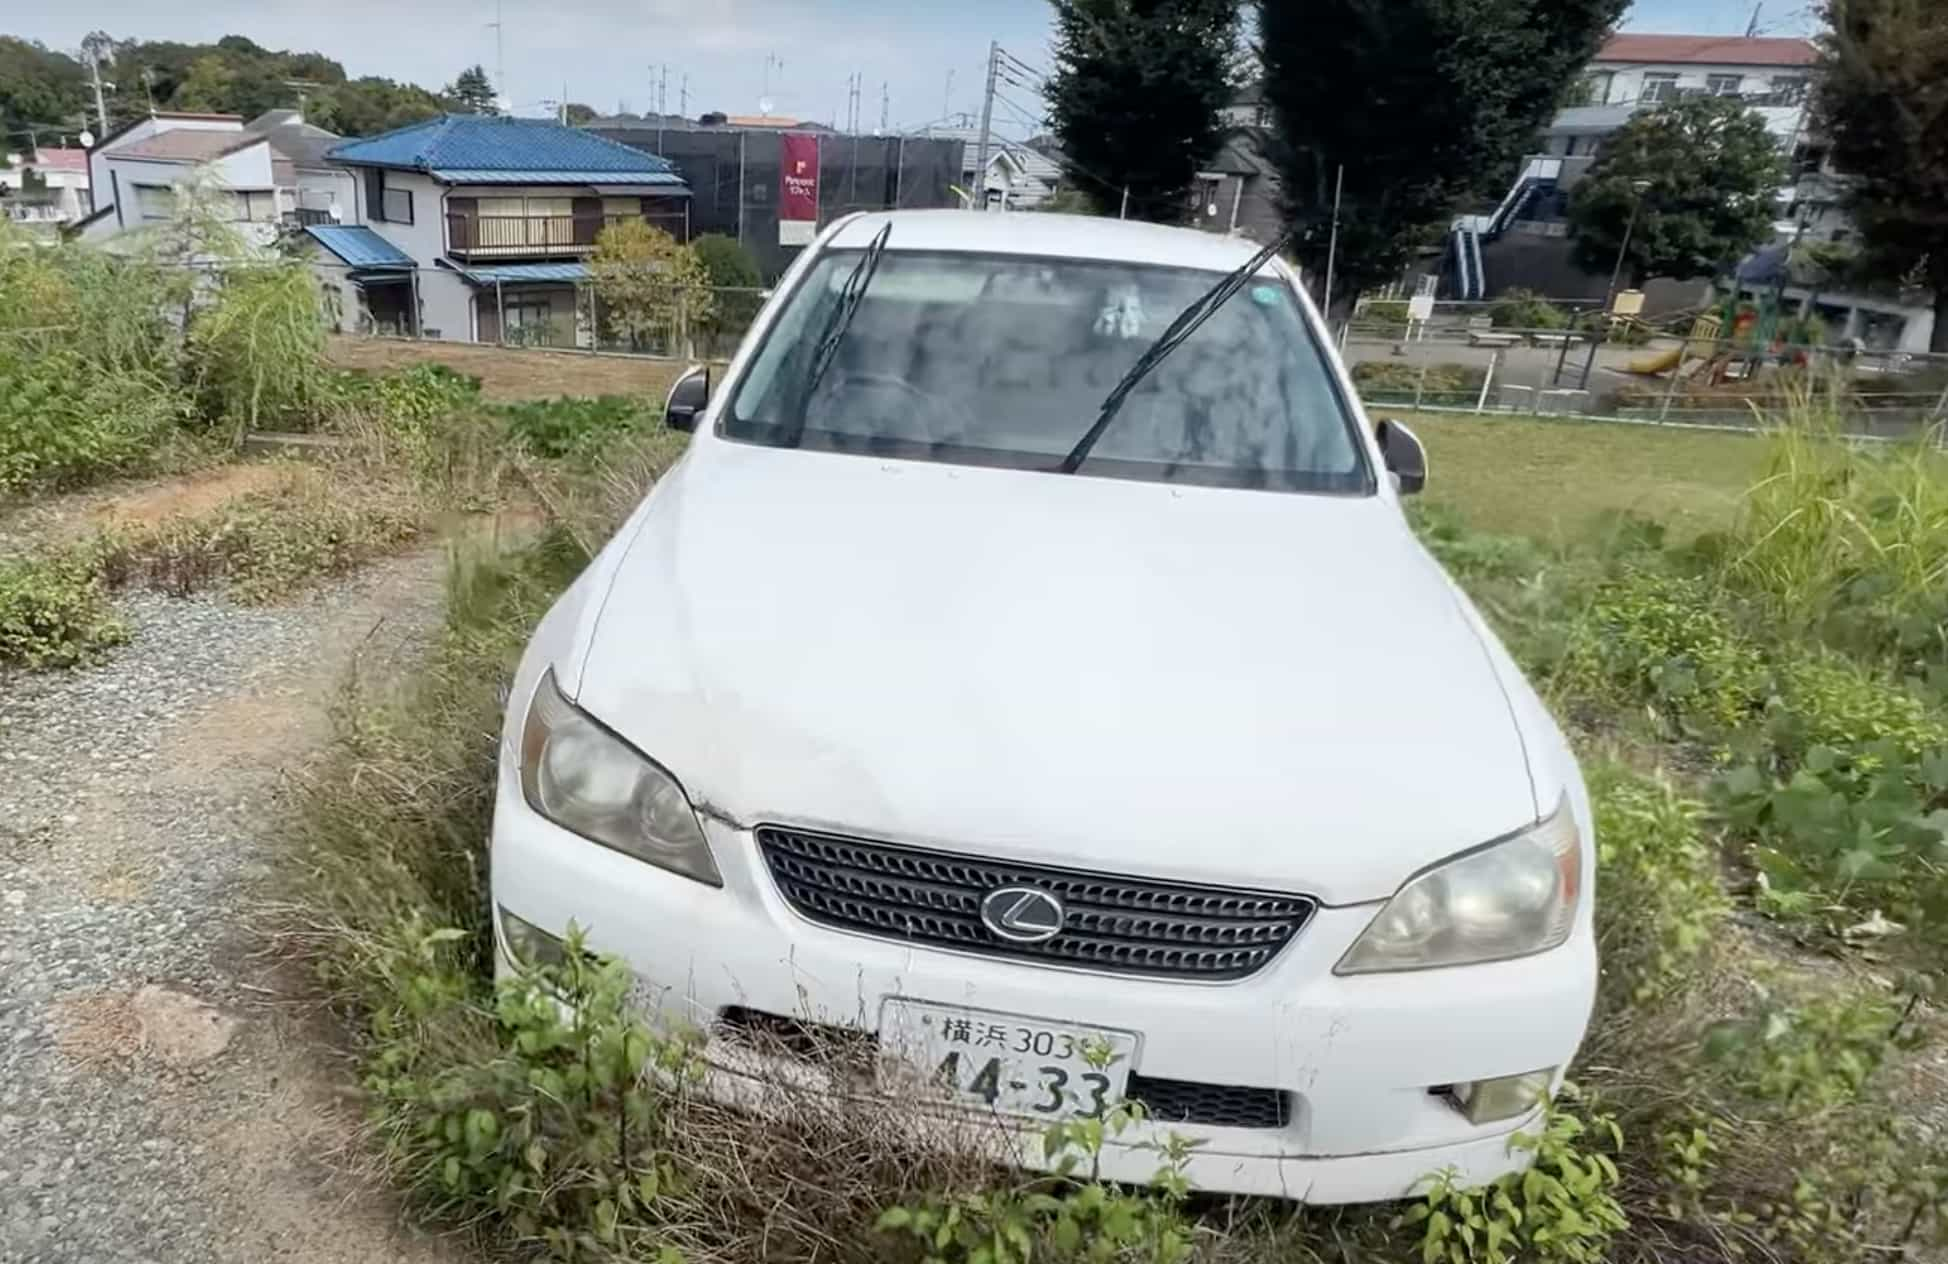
0,550 -> 127,668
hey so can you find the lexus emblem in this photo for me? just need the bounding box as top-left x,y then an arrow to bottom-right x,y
980,886 -> 1066,944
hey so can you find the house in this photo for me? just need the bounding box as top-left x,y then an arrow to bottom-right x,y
914,127 -> 1066,210
245,109 -> 357,226
73,110 -> 347,251
1,148 -> 92,231
1188,85 -> 1284,244
321,114 -> 691,344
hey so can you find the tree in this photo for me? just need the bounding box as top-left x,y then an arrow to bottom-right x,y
447,65 -> 499,115
0,38 -> 90,144
1816,0 -> 1948,353
1566,97 -> 1783,288
309,77 -> 446,136
589,221 -> 712,353
564,102 -> 597,126
1259,0 -> 1627,308
1045,0 -> 1241,221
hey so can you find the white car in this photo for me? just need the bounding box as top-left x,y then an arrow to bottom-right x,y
491,210 -> 1596,1203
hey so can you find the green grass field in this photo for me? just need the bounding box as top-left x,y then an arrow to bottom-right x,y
1395,412 -> 1768,542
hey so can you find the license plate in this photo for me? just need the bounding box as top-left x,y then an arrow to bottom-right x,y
878,1000 -> 1137,1120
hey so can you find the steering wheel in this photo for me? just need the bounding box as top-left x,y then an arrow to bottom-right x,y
815,371 -> 974,445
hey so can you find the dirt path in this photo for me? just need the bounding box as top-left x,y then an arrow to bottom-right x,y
0,548 -> 469,1263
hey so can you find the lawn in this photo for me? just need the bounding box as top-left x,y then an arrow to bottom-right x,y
1399,411 -> 1768,542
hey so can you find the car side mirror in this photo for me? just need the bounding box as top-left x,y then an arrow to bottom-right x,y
1376,419 -> 1426,495
664,365 -> 709,433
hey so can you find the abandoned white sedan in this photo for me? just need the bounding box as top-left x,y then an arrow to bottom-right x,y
490,210 -> 1596,1202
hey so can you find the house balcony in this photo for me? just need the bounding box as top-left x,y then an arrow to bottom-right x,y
445,212 -> 689,260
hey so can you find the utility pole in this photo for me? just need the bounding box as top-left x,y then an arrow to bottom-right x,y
86,50 -> 110,135
659,65 -> 668,116
1119,188 -> 1129,219
971,42 -> 998,212
80,32 -> 113,136
1745,2 -> 1764,37
879,81 -> 889,135
1322,164 -> 1345,317
679,74 -> 689,117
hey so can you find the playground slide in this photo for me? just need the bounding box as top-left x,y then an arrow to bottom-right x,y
1628,346 -> 1683,376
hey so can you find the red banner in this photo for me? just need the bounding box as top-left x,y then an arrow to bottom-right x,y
780,133 -> 820,226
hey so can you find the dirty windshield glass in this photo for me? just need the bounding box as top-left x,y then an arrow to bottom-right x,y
723,251 -> 1371,493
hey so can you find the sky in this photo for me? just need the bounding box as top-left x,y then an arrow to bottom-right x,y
7,0 -> 1818,140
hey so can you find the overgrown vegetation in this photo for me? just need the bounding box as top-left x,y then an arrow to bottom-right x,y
256,378 -> 1948,1264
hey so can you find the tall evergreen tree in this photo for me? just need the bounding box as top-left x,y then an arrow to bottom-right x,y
447,65 -> 500,115
1816,0 -> 1948,352
1258,0 -> 1627,307
1045,0 -> 1241,220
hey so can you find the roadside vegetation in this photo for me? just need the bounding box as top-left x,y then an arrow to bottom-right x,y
249,350 -> 1948,1263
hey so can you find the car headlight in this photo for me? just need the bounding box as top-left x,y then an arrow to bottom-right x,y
519,668 -> 721,886
1337,795 -> 1580,973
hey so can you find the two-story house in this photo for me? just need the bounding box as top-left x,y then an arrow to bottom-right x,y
74,109 -> 350,251
2,148 -> 92,232
318,115 -> 691,344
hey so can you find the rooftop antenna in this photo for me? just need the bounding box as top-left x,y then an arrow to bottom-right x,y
1745,2 -> 1763,36
761,52 -> 783,116
282,78 -> 321,119
680,74 -> 689,117
488,0 -> 506,112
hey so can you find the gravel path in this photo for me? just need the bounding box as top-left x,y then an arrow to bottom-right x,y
0,555 -> 465,1264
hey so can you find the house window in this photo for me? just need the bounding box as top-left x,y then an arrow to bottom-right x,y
133,183 -> 177,221
1770,76 -> 1809,105
1583,71 -> 1614,105
1706,74 -> 1744,96
225,190 -> 276,222
1639,72 -> 1679,104
382,185 -> 414,224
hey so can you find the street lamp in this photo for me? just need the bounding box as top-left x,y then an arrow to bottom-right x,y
1579,178 -> 1653,390
1605,178 -> 1654,310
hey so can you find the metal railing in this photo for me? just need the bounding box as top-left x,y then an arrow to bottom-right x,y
446,212 -> 691,258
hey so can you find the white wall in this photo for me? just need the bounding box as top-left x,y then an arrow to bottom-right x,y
1587,62 -> 1811,108
89,115 -> 242,222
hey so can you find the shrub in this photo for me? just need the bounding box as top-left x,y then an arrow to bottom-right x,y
0,353 -> 188,493
1350,360 -> 1486,403
1588,764 -> 1728,1010
1765,654 -> 1947,769
1560,569 -> 1768,738
501,396 -> 659,461
1358,299 -> 1411,327
1402,1094 -> 1626,1264
1489,289 -> 1570,331
0,551 -> 128,668
692,234 -> 766,357
185,261 -> 329,436
1714,743 -> 1948,943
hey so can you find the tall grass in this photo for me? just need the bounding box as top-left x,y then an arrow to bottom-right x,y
1724,395 -> 1948,665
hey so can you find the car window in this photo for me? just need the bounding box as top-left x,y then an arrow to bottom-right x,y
722,250 -> 1371,494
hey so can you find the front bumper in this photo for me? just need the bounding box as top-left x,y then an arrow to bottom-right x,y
489,773 -> 1597,1203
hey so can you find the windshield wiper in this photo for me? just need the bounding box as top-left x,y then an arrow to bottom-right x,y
787,222 -> 892,443
1057,228 -> 1294,474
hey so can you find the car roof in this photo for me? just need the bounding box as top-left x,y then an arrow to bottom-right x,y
823,210 -> 1277,273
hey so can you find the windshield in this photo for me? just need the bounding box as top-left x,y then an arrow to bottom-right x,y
723,250 -> 1372,494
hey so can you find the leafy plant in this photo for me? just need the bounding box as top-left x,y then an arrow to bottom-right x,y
0,551 -> 127,668
1701,985 -> 1918,1110
501,396 -> 658,461
186,260 -> 329,436
876,1097 -> 1198,1264
1402,1093 -> 1627,1264
1561,569 -> 1768,737
1589,764 -> 1728,1008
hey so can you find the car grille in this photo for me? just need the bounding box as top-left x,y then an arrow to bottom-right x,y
755,826 -> 1314,981
1126,1073 -> 1292,1129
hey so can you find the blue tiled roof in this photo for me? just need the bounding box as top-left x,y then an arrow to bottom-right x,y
434,168 -> 685,188
453,261 -> 592,285
328,116 -> 681,185
305,224 -> 415,269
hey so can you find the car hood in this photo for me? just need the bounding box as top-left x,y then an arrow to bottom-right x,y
572,441 -> 1537,905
